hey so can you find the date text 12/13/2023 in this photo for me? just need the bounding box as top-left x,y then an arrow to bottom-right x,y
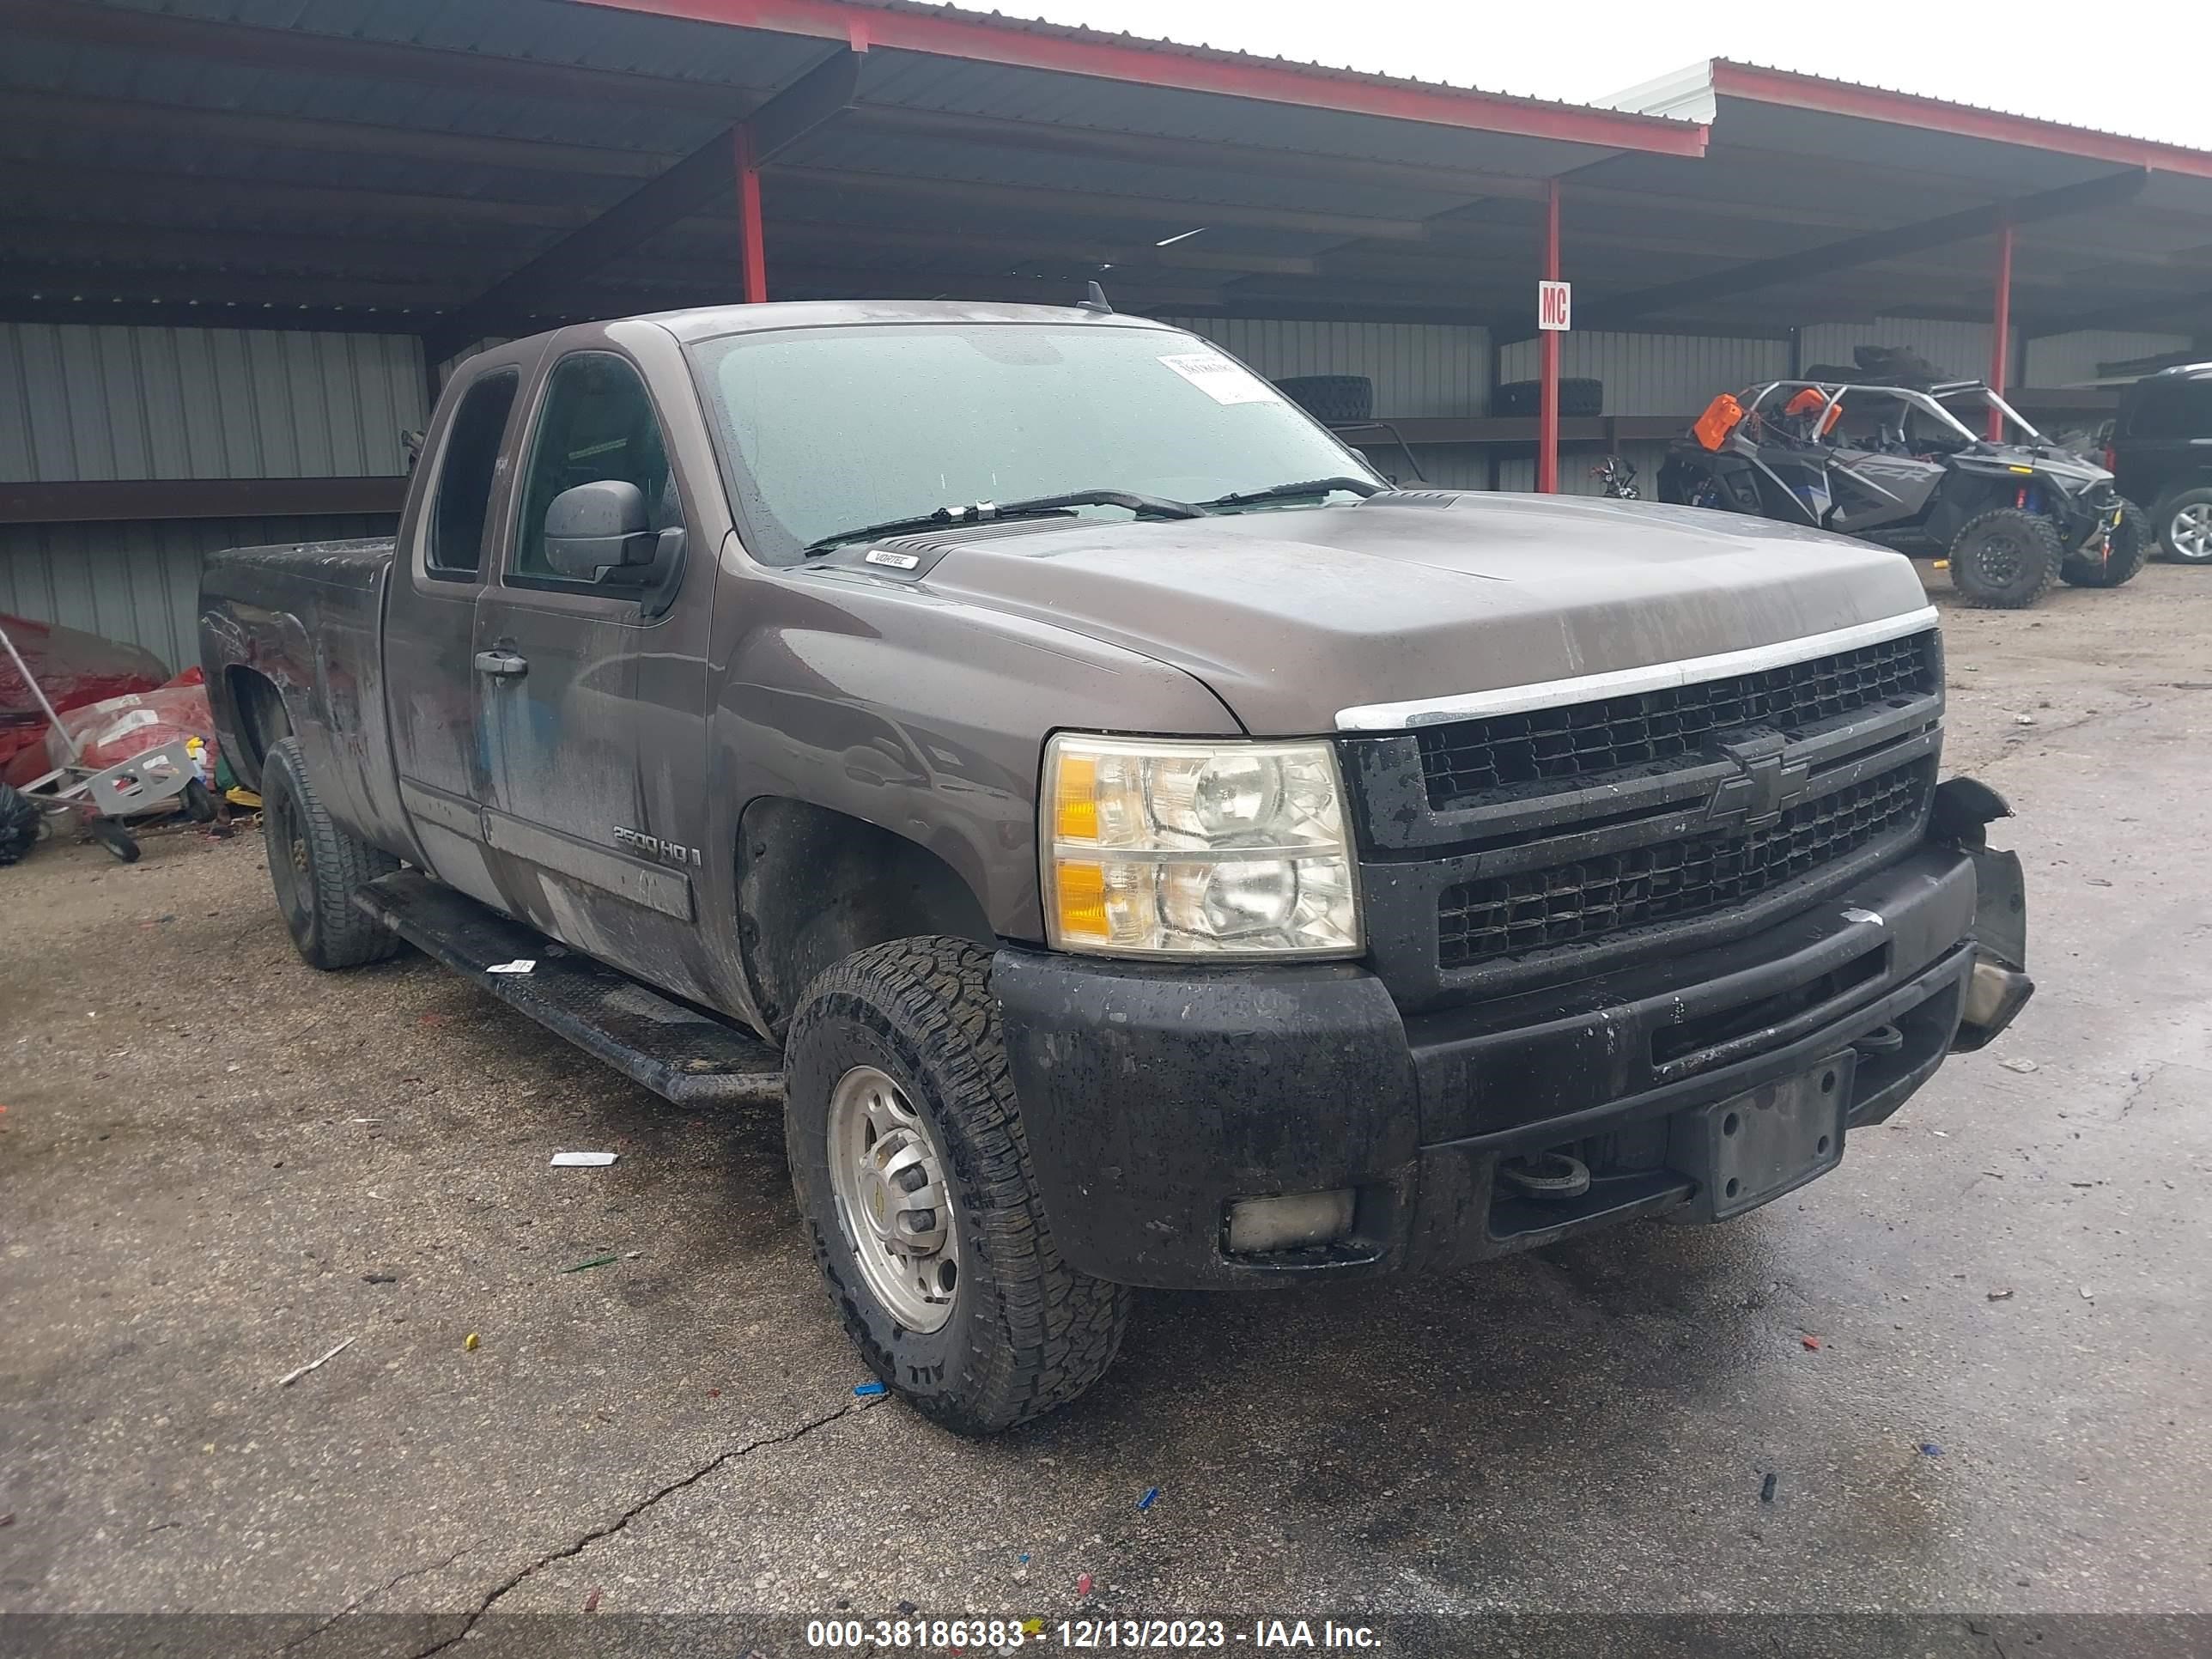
804,1618 -> 1382,1650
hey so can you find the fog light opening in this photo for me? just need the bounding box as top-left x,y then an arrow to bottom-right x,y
1224,1189 -> 1357,1255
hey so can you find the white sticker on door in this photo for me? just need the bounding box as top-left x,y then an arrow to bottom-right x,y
1158,352 -> 1278,406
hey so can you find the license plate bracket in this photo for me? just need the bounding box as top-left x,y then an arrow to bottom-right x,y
1668,1053 -> 1855,1223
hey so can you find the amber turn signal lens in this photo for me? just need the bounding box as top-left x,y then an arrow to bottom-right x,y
1053,858 -> 1109,939
1054,754 -> 1099,842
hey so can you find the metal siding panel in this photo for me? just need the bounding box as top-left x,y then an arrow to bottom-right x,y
2023,331 -> 2195,386
0,323 -> 427,483
0,513 -> 395,672
1798,322 -> 2002,384
1496,331 -> 1786,413
1158,316 -> 1491,416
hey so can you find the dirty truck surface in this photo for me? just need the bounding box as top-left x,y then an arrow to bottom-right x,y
3,569 -> 2208,1655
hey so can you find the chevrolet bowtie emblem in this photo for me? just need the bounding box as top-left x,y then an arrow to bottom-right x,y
1707,733 -> 1809,829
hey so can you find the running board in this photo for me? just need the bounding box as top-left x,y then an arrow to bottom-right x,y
354,871 -> 783,1106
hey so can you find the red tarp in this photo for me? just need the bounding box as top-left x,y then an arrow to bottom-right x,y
1,614 -> 173,778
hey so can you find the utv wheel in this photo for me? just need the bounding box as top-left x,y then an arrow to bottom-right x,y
258,736 -> 402,969
0,781 -> 42,867
2061,498 -> 2152,588
784,938 -> 1132,1436
2154,487 -> 2212,564
1948,507 -> 2062,609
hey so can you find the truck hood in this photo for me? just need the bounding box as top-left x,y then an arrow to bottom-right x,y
883,491 -> 1934,734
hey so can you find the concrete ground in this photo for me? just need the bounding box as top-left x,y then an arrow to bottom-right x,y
3,564 -> 2210,1656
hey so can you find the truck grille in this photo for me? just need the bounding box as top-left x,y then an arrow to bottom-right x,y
1417,630 -> 1938,811
1437,762 -> 1930,969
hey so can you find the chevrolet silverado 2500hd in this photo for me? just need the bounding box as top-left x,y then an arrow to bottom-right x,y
200,301 -> 2034,1434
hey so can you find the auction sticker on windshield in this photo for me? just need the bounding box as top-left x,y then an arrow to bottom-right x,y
1158,351 -> 1278,405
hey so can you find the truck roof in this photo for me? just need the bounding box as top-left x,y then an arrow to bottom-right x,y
634,298 -> 1178,345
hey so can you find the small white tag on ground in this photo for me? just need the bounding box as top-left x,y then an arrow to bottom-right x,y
486,959 -> 536,975
550,1151 -> 618,1168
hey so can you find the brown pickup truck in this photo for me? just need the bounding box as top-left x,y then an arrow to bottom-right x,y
200,300 -> 2033,1434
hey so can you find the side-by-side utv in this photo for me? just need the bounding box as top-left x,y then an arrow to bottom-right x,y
1658,380 -> 2148,608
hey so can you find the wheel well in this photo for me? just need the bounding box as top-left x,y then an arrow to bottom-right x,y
737,798 -> 996,1038
223,667 -> 293,790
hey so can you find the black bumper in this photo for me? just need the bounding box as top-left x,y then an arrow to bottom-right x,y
996,840 -> 2027,1290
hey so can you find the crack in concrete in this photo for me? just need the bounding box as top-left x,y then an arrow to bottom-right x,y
275,1540 -> 479,1655
1962,1615 -> 2010,1659
405,1399 -> 879,1656
2117,1060 -> 2168,1119
1978,690 -> 2155,775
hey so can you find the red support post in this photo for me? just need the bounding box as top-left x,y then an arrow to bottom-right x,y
1987,218 -> 2013,441
735,122 -> 767,303
1538,178 -> 1561,494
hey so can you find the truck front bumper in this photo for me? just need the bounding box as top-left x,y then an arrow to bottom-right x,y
996,839 -> 2030,1290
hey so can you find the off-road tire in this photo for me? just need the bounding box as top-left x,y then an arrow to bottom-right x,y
258,736 -> 402,969
2153,486 -> 2212,564
1948,507 -> 2062,609
784,938 -> 1132,1436
2061,498 -> 2152,588
1496,377 -> 1604,418
0,781 -> 40,867
1273,374 -> 1373,424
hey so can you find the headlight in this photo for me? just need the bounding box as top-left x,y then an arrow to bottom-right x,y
1042,733 -> 1363,958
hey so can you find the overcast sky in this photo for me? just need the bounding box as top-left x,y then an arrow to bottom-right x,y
969,1 -> 2211,151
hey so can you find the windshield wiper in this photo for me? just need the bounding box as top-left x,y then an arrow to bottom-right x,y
805,488 -> 1202,556
1195,476 -> 1383,510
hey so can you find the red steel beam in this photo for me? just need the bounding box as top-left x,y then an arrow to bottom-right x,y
736,125 -> 768,302
1710,61 -> 2212,181
1538,179 -> 1561,495
1989,220 -> 2014,441
579,0 -> 1706,154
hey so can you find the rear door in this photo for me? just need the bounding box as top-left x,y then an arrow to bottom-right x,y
469,338 -> 719,1000
383,345 -> 538,909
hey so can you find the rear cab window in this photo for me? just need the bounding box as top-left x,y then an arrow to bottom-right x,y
426,370 -> 520,580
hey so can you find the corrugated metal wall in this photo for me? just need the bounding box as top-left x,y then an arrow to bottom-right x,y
1160,317 -> 1491,416
1797,321 -> 2002,386
2022,330 -> 2196,386
1496,331 -> 1790,415
0,323 -> 422,665
0,514 -> 395,677
0,324 -> 426,482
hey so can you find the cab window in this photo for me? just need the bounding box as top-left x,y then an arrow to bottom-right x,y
511,353 -> 681,583
427,370 -> 518,580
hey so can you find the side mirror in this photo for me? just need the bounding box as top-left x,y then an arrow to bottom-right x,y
543,480 -> 655,581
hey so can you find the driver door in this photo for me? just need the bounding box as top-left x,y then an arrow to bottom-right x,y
470,344 -> 716,1000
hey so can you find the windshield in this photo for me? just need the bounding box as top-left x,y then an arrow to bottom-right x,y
688,322 -> 1381,562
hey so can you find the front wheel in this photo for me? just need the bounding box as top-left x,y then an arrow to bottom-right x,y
784,938 -> 1132,1436
2154,487 -> 2212,564
2061,498 -> 2151,588
1948,507 -> 2062,609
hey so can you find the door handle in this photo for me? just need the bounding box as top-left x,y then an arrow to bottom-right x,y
473,649 -> 528,678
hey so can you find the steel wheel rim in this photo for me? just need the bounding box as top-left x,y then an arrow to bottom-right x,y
267,792 -> 310,930
825,1064 -> 959,1333
2175,504 -> 2212,559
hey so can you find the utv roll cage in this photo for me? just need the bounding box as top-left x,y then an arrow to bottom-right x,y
1738,380 -> 2049,449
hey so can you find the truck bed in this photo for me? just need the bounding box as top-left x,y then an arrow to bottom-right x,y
198,533 -> 413,858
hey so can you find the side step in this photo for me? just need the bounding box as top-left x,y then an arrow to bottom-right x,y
355,870 -> 784,1106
